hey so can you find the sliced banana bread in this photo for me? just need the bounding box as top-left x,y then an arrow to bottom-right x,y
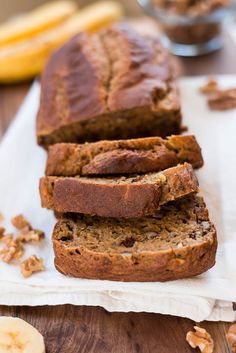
52,195 -> 217,281
37,24 -> 181,148
46,135 -> 203,176
40,163 -> 198,218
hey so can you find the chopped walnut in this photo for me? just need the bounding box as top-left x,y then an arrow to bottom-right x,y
20,255 -> 45,278
0,234 -> 14,243
226,324 -> 236,352
0,227 -> 5,239
200,78 -> 219,94
208,88 -> 236,111
186,326 -> 214,353
0,238 -> 24,263
11,214 -> 32,230
17,229 -> 45,243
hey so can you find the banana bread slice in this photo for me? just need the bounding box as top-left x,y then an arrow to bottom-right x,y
46,135 -> 203,176
37,24 -> 181,148
52,195 -> 217,281
40,163 -> 198,218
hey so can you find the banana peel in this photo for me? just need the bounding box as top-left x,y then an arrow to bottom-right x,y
0,1 -> 123,83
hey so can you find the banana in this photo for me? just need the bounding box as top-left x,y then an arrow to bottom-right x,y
0,1 -> 123,83
62,1 -> 124,34
0,316 -> 45,353
0,1 -> 78,46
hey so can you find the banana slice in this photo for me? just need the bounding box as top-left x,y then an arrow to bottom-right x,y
0,1 -> 78,46
0,317 -> 45,353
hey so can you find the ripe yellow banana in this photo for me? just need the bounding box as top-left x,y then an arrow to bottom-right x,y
0,316 -> 45,353
0,1 -> 123,83
0,1 -> 78,46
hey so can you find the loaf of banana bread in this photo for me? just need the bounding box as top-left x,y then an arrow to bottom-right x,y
37,24 -> 182,148
46,135 -> 203,176
52,195 -> 217,281
40,163 -> 198,218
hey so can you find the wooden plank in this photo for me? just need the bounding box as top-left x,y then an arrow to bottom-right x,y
0,305 -> 231,353
0,82 -> 30,136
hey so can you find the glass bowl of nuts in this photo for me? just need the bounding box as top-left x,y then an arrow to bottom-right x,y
137,0 -> 236,56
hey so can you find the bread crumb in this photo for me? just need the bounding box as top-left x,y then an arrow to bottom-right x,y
11,214 -> 32,230
226,324 -> 236,352
186,326 -> 214,353
21,255 -> 45,278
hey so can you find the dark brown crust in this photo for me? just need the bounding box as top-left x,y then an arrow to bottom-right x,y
52,196 -> 217,282
46,135 -> 203,176
39,163 -> 198,218
37,24 -> 182,148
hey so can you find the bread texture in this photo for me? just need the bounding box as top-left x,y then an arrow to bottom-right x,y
52,195 -> 217,281
37,23 -> 182,148
40,163 -> 198,218
46,135 -> 203,176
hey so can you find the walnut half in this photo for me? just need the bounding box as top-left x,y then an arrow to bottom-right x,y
0,238 -> 24,263
208,88 -> 236,111
200,78 -> 219,94
11,214 -> 32,230
20,255 -> 45,278
17,229 -> 45,243
186,326 -> 214,353
226,324 -> 236,353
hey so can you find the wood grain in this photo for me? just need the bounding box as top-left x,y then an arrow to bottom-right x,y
0,82 -> 30,136
0,11 -> 236,353
0,306 -> 231,353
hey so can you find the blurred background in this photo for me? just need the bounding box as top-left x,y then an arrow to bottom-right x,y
0,0 -> 142,21
0,1 -> 235,147
0,0 -> 235,86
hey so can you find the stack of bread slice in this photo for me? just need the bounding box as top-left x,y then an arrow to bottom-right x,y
37,24 -> 217,282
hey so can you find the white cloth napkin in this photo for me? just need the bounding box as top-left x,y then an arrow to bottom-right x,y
0,76 -> 235,323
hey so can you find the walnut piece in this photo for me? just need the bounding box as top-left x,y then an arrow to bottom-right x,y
200,78 -> 219,94
208,88 -> 236,111
0,227 -> 5,239
186,326 -> 214,353
17,229 -> 45,243
0,213 -> 4,223
20,255 -> 45,278
226,324 -> 236,352
11,214 -> 32,230
0,234 -> 14,243
0,238 -> 24,263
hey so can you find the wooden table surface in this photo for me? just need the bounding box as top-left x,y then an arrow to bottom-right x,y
0,24 -> 236,353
